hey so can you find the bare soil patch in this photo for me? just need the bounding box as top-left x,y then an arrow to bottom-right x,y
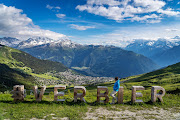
84,107 -> 180,120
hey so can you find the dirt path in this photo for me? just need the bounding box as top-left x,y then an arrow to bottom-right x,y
28,107 -> 180,120
84,107 -> 180,120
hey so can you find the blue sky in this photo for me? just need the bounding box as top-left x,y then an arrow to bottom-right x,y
0,0 -> 180,47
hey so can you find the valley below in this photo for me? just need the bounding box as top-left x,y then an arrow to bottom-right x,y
0,37 -> 180,120
1,1 -> 180,119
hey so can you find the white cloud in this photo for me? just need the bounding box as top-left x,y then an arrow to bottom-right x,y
72,24 -> 180,47
56,14 -> 66,18
0,4 -> 67,40
178,2 -> 180,4
87,0 -> 121,6
134,0 -> 165,12
158,8 -> 180,16
165,29 -> 178,32
76,0 -> 180,23
130,14 -> 161,23
46,4 -> 61,10
70,24 -> 95,30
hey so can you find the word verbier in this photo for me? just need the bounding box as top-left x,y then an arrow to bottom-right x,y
11,85 -> 165,104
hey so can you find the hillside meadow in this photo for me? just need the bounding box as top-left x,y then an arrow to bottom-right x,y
0,45 -> 180,119
0,78 -> 179,120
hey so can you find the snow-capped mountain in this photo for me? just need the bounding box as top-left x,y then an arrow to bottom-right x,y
17,37 -> 55,48
47,39 -> 81,48
0,37 -> 79,49
17,37 -> 78,49
172,36 -> 180,40
125,38 -> 180,58
0,37 -> 22,47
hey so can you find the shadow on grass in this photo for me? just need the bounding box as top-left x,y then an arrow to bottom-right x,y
0,99 -> 164,106
166,88 -> 180,95
0,100 -> 88,106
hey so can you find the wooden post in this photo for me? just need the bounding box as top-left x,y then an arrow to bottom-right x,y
74,86 -> 86,102
33,86 -> 46,102
131,86 -> 145,104
151,86 -> 165,103
54,85 -> 66,102
97,86 -> 109,103
118,86 -> 124,104
11,85 -> 26,101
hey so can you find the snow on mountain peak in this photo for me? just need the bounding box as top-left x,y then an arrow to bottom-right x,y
0,36 -> 78,49
146,41 -> 155,46
16,37 -> 77,48
49,38 -> 80,48
0,37 -> 22,47
172,36 -> 180,40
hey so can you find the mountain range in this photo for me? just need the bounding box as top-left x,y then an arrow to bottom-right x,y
0,37 -> 159,78
152,45 -> 180,67
125,37 -> 180,67
0,37 -> 22,48
125,38 -> 180,58
0,44 -> 115,91
0,44 -> 69,90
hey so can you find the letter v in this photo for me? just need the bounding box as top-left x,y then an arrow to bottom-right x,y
33,86 -> 46,102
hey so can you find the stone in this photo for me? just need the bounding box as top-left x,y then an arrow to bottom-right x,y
33,86 -> 46,102
118,86 -> 124,104
11,85 -> 26,101
151,86 -> 165,103
131,86 -> 145,104
97,86 -> 109,103
54,85 -> 66,102
74,86 -> 86,102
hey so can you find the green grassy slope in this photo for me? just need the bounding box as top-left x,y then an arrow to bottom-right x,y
0,79 -> 179,120
0,51 -> 179,119
0,45 -> 68,74
0,64 -> 35,91
123,62 -> 180,94
0,44 -> 69,91
12,51 -> 68,74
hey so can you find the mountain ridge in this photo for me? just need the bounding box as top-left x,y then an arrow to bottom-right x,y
152,44 -> 180,67
21,42 -> 159,77
0,45 -> 69,90
125,38 -> 180,58
0,37 -> 160,77
0,45 -> 113,90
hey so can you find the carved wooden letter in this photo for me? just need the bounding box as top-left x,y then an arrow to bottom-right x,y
11,85 -> 26,101
151,86 -> 165,103
33,86 -> 46,102
97,86 -> 109,103
74,86 -> 86,102
131,86 -> 145,104
54,85 -> 66,102
118,86 -> 124,104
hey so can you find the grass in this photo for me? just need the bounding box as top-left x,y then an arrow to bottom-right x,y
0,80 -> 179,120
0,45 -> 66,91
31,73 -> 59,80
0,45 -> 180,119
0,93 -> 88,120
